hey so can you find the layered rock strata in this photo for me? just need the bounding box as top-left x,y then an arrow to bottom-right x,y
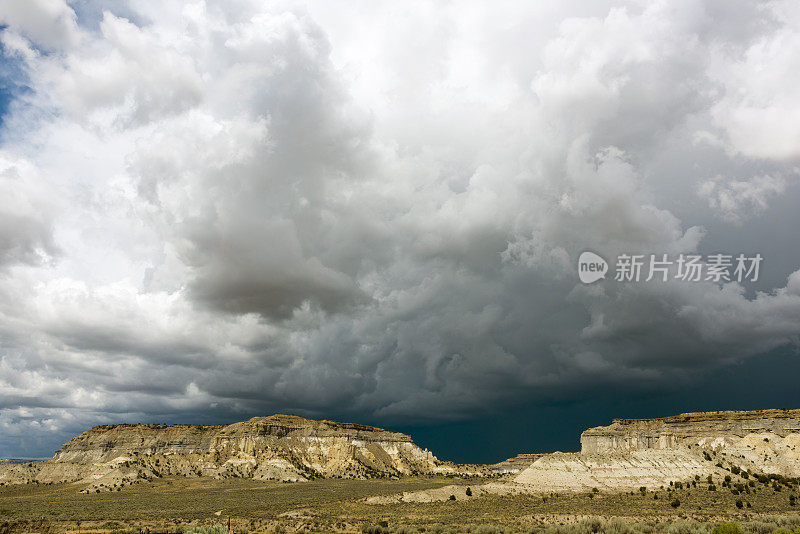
0,414 -> 454,491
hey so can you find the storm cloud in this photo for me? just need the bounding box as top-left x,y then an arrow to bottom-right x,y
0,0 -> 799,457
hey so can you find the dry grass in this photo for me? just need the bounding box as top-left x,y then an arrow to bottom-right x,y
1,476 -> 799,533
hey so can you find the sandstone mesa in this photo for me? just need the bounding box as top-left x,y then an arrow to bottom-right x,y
2,409 -> 800,497
369,408 -> 800,503
0,414 -> 469,493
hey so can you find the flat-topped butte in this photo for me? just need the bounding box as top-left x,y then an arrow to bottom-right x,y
0,414 -> 461,493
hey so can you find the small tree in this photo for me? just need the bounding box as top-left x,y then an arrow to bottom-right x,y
671,498 -> 681,508
466,487 -> 472,497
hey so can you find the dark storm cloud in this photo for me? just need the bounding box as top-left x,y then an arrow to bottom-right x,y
0,0 -> 799,458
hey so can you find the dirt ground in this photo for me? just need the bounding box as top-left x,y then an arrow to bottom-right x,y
1,475 -> 799,533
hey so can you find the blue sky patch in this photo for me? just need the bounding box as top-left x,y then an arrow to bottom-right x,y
0,27 -> 32,132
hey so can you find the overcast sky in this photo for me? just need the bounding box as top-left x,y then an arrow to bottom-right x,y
0,0 -> 799,461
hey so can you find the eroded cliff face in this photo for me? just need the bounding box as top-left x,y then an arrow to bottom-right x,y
489,453 -> 546,474
365,409 -> 800,503
508,409 -> 800,493
580,409 -> 800,454
0,414 -> 452,492
51,424 -> 224,463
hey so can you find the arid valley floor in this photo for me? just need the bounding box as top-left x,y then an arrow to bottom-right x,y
3,410 -> 800,533
3,474 -> 800,533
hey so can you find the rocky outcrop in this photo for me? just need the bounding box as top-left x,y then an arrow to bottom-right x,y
0,414 -> 457,492
509,409 -> 800,492
577,409 -> 800,478
580,409 -> 800,454
366,408 -> 800,503
489,453 -> 546,474
513,450 -> 728,491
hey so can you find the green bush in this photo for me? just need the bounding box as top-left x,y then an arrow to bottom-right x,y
184,526 -> 228,534
710,522 -> 742,534
666,521 -> 710,534
581,518 -> 602,533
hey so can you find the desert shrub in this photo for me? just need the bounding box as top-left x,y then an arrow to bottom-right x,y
541,524 -> 596,534
466,487 -> 472,496
710,523 -> 741,534
474,525 -> 508,534
736,500 -> 743,509
667,521 -> 710,534
744,521 -> 777,534
184,526 -> 228,534
774,515 -> 800,530
564,520 -> 603,534
671,499 -> 681,508
602,518 -> 633,534
579,518 -> 602,534
638,522 -> 660,534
